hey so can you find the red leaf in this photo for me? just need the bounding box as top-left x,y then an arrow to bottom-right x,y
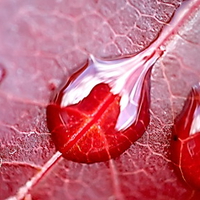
1,0 -> 200,200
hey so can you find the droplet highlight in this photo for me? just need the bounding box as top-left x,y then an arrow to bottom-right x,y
171,83 -> 200,190
47,49 -> 162,163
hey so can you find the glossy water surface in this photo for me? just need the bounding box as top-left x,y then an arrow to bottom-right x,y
171,83 -> 200,190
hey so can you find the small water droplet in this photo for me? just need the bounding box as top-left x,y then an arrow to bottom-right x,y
171,83 -> 200,190
0,64 -> 6,84
47,49 -> 162,164
48,82 -> 57,91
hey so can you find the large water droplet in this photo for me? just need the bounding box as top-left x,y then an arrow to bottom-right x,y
47,49 -> 162,163
171,83 -> 200,190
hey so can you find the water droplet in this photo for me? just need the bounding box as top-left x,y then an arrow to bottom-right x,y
0,64 -> 6,84
48,82 -> 57,91
47,49 -> 162,163
171,83 -> 200,190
